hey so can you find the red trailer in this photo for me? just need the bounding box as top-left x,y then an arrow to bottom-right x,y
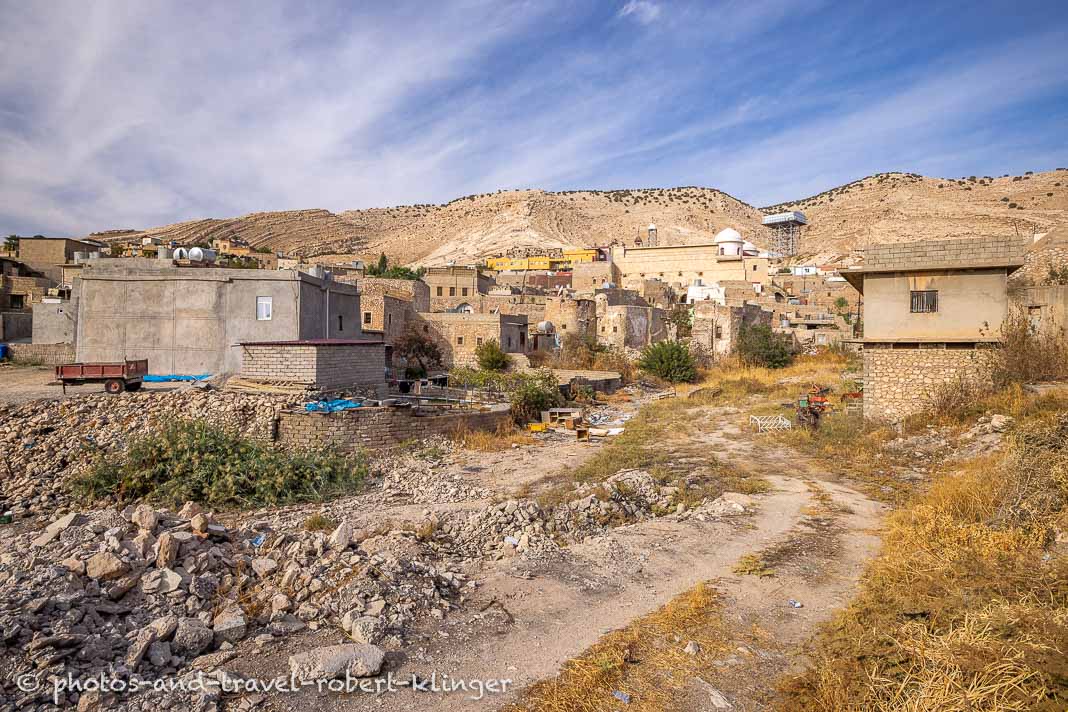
55,359 -> 148,394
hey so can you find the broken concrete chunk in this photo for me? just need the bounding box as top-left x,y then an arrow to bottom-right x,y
288,643 -> 385,682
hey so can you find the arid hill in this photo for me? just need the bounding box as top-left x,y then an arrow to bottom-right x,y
88,170 -> 1068,268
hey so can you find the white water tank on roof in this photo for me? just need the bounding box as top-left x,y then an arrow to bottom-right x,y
537,320 -> 555,334
173,247 -> 189,260
714,228 -> 744,256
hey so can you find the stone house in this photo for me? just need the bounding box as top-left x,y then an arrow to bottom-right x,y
1,257 -> 51,311
16,237 -> 102,283
544,295 -> 598,343
412,312 -> 529,368
691,301 -> 773,358
609,243 -> 770,292
74,259 -> 363,375
842,237 -> 1027,421
423,266 -> 494,311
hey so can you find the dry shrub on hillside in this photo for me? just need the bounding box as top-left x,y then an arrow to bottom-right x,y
778,414 -> 1068,712
988,309 -> 1068,388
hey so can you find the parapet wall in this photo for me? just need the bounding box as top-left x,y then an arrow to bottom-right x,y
276,406 -> 511,451
864,238 -> 1026,270
6,342 -> 75,365
862,345 -> 986,421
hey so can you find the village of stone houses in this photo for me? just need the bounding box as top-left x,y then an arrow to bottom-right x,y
2,176 -> 1068,712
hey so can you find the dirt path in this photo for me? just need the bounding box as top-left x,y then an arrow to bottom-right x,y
226,402 -> 886,711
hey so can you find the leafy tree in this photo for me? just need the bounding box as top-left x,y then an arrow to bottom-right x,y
393,324 -> 443,378
668,306 -> 693,337
3,235 -> 19,253
736,324 -> 794,368
638,341 -> 697,387
833,296 -> 850,311
475,339 -> 510,371
374,253 -> 388,274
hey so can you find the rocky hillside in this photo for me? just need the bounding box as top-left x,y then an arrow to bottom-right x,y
764,170 -> 1068,263
86,170 -> 1068,267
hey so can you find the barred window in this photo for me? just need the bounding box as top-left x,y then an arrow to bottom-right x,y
910,290 -> 938,313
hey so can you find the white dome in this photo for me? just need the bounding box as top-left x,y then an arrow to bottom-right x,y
714,228 -> 743,244
742,240 -> 759,254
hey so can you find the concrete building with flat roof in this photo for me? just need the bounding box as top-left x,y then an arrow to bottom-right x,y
74,259 -> 363,375
16,237 -> 103,284
842,237 -> 1027,421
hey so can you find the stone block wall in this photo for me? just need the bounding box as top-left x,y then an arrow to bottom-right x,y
7,342 -> 75,365
276,406 -> 511,451
862,345 -> 986,421
864,237 -> 1027,270
240,343 -> 386,389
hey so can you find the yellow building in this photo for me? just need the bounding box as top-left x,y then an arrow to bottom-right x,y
486,249 -> 597,272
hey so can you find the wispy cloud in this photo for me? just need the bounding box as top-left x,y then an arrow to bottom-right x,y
0,0 -> 1066,236
618,1 -> 662,25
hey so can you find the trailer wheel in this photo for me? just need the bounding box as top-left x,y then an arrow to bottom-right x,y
126,381 -> 142,392
104,379 -> 125,394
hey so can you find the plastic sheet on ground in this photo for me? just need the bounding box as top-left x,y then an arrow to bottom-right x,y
143,374 -> 212,382
305,399 -> 363,413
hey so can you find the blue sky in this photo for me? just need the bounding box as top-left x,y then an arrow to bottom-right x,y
2,0 -> 1067,236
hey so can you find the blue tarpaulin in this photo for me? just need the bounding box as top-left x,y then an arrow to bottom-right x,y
305,399 -> 362,413
143,374 -> 212,382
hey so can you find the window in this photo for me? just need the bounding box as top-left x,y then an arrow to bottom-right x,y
752,265 -> 757,271
337,315 -> 344,332
476,337 -> 483,346
507,336 -> 512,348
387,314 -> 392,327
256,296 -> 272,321
423,325 -> 429,333
457,336 -> 464,345
449,287 -> 456,296
715,326 -> 723,340
520,332 -> 526,345
462,287 -> 468,296
613,326 -> 618,333
363,312 -> 372,325
910,290 -> 938,313
561,323 -> 566,330
436,286 -> 443,296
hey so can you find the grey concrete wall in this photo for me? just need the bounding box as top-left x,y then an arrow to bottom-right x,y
863,269 -> 1010,341
32,301 -> 76,344
297,280 -> 362,341
75,261 -> 360,375
0,311 -> 32,341
1013,284 -> 1068,338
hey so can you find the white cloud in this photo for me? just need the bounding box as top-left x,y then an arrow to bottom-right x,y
618,1 -> 662,25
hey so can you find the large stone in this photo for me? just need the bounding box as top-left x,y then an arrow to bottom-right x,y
190,513 -> 211,536
251,557 -> 278,577
142,568 -> 183,594
172,617 -> 213,656
329,521 -> 353,551
130,504 -> 159,532
155,532 -> 180,569
125,628 -> 157,670
288,644 -> 385,682
346,615 -> 385,645
86,552 -> 129,581
212,605 -> 247,645
148,615 -> 179,641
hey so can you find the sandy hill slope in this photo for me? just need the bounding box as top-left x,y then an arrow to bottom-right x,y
86,170 -> 1068,268
89,209 -> 367,257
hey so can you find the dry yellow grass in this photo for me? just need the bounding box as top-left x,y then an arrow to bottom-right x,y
778,411 -> 1068,712
450,422 -> 536,452
509,582 -> 727,712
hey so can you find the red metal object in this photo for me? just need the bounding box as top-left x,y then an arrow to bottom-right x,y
55,359 -> 148,394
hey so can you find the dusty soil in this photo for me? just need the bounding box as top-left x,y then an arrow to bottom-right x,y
0,364 -> 176,405
219,403 -> 887,711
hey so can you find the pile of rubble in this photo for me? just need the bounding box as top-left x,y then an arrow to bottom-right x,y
0,391 -> 292,522
442,469 -> 746,559
377,439 -> 492,504
3,501 -> 463,710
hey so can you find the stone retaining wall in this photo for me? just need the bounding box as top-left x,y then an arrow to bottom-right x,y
7,342 -> 75,365
862,345 -> 986,421
276,406 -> 511,451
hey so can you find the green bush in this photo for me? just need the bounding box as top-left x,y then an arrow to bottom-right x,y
475,339 -> 510,371
736,324 -> 795,368
637,341 -> 697,384
72,421 -> 367,509
509,370 -> 564,424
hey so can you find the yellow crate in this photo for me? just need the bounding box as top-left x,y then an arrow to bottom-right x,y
527,423 -> 548,433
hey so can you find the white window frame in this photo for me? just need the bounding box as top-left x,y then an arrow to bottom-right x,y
256,296 -> 273,321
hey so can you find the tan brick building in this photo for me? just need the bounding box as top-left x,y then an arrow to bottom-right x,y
17,237 -> 102,283
424,266 -> 493,311
413,312 -> 529,367
843,237 -> 1027,421
239,339 -> 387,393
